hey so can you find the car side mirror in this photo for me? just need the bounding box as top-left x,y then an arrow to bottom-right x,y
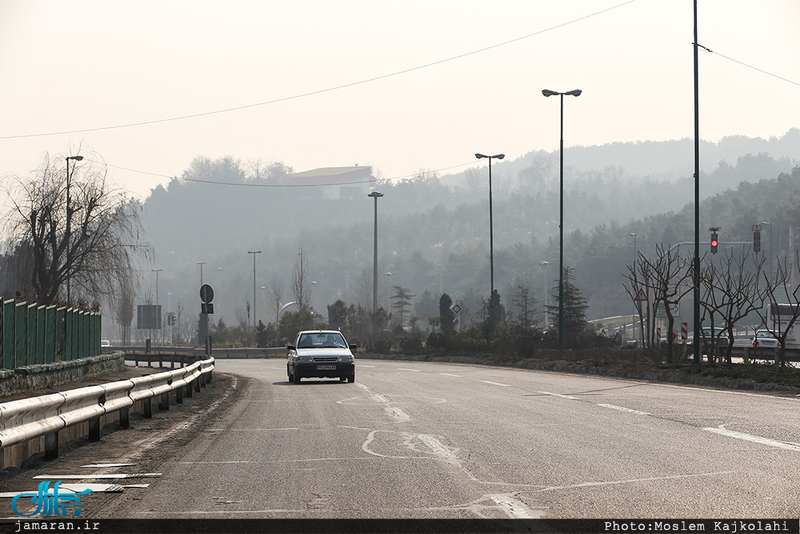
349,344 -> 358,350
287,345 -> 296,350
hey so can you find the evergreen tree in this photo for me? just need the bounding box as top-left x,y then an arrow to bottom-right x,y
439,293 -> 455,331
546,267 -> 589,338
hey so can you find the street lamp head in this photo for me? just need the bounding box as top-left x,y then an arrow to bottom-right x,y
66,155 -> 84,162
541,89 -> 558,97
476,153 -> 504,160
566,89 -> 582,97
367,191 -> 384,198
495,154 -> 505,160
475,153 -> 487,159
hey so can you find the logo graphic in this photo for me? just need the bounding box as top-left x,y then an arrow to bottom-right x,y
11,481 -> 92,517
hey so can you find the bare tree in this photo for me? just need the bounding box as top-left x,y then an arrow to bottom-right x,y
266,275 -> 284,325
625,245 -> 693,362
749,252 -> 800,366
292,247 -> 312,312
115,277 -> 136,345
2,152 -> 150,307
512,282 -> 538,331
700,249 -> 766,363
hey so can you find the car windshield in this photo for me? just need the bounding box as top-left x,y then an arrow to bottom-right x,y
297,333 -> 347,348
756,331 -> 775,338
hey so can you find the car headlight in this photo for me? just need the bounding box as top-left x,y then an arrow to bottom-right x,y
338,354 -> 353,363
297,355 -> 313,362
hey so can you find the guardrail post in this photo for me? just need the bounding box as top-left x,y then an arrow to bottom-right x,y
176,384 -> 183,404
194,376 -> 201,393
142,398 -> 152,418
88,417 -> 100,441
159,392 -> 169,411
45,432 -> 58,460
120,406 -> 130,428
185,380 -> 193,398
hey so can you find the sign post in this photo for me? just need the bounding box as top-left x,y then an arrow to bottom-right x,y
200,284 -> 214,355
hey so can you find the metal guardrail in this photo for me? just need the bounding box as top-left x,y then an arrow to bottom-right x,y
112,346 -> 285,367
0,357 -> 215,461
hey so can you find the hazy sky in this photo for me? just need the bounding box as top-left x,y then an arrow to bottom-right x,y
1,0 -> 798,200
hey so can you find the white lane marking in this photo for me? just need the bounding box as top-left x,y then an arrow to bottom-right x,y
419,434 -> 453,458
598,403 -> 650,415
440,373 -> 462,377
658,383 -> 800,402
481,380 -> 510,387
704,426 -> 800,451
398,368 -> 421,372
358,364 -> 376,367
540,391 -> 577,400
489,494 -> 541,519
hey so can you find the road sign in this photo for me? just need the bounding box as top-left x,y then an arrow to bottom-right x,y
451,304 -> 462,314
200,284 -> 214,304
634,289 -> 647,302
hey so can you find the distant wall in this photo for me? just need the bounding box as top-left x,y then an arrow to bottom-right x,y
0,353 -> 124,398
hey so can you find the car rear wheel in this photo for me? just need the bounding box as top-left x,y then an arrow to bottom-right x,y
293,372 -> 301,384
347,373 -> 355,383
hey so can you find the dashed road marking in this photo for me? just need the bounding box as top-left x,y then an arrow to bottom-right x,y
481,380 -> 510,387
598,403 -> 649,415
540,391 -> 578,399
398,368 -> 421,372
704,426 -> 800,451
440,373 -> 462,377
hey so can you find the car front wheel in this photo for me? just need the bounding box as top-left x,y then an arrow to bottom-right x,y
293,372 -> 302,384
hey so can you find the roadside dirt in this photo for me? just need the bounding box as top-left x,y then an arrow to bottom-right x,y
0,366 -> 249,519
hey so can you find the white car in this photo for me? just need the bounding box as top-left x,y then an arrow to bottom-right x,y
286,330 -> 356,384
752,330 -> 781,349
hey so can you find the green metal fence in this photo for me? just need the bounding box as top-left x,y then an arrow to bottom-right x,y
0,299 -> 101,369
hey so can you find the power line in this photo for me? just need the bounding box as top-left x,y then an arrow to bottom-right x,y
0,1 -> 638,141
698,44 -> 799,87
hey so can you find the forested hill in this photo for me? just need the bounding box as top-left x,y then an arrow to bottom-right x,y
139,130 -> 799,329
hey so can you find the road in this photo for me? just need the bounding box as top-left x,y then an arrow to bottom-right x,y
95,358 -> 800,519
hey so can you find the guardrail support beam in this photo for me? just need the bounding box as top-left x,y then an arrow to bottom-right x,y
45,432 -> 58,460
159,393 -> 169,411
88,417 -> 100,441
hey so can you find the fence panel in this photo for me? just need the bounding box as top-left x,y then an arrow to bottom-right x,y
0,300 -> 101,370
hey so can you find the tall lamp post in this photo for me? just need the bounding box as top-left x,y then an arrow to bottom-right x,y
248,250 -> 262,332
152,268 -> 162,344
540,261 -> 550,326
197,261 -> 207,286
65,155 -> 84,304
542,88 -> 581,351
475,153 -> 505,322
762,221 -> 773,283
368,191 -> 384,314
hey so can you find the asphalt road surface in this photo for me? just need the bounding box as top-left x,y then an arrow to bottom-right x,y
86,359 -> 800,519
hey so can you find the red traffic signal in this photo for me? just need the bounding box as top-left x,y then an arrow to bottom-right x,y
710,232 -> 719,254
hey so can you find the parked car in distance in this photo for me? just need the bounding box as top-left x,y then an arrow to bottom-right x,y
752,329 -> 781,349
287,330 -> 356,384
700,327 -> 730,353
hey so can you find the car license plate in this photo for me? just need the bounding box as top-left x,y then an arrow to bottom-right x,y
316,365 -> 336,371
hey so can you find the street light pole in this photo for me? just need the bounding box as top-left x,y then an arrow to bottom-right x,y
475,153 -> 505,322
762,221 -> 773,283
540,261 -> 550,326
692,0 -> 702,365
248,250 -> 262,332
368,191 -> 384,314
65,155 -> 83,305
542,89 -> 581,351
197,261 -> 207,286
152,268 -> 162,344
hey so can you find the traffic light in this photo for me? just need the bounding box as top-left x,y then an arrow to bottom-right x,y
753,230 -> 761,252
710,231 -> 718,254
